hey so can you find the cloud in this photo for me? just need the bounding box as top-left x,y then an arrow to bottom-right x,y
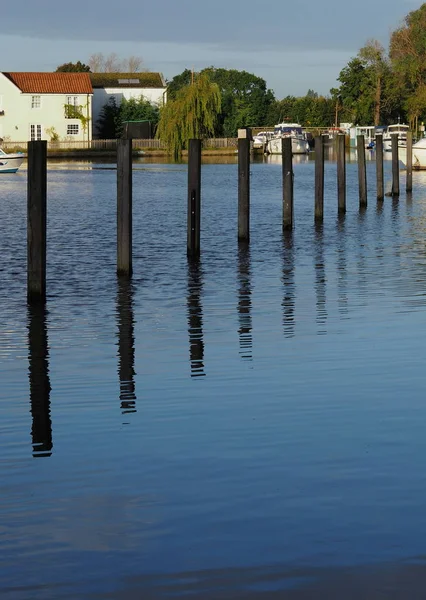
0,0 -> 409,51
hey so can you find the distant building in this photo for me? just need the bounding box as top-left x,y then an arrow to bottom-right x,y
0,72 -> 93,143
90,72 -> 167,138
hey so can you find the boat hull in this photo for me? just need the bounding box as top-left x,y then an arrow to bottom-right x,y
0,154 -> 25,173
399,142 -> 426,170
266,136 -> 309,155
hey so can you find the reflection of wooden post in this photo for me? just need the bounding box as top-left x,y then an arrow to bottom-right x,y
337,134 -> 346,213
376,134 -> 384,201
282,137 -> 294,230
357,135 -> 367,207
314,136 -> 324,222
391,133 -> 400,197
406,131 -> 413,193
187,259 -> 205,377
117,139 -> 133,276
27,140 -> 47,302
237,243 -> 252,359
314,224 -> 327,334
117,279 -> 136,415
187,140 -> 201,257
28,303 -> 52,458
282,232 -> 295,338
238,138 -> 250,241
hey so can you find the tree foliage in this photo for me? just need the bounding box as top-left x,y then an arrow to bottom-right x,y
166,67 -> 274,136
56,61 -> 91,72
267,93 -> 335,127
157,72 -> 221,158
96,96 -> 159,138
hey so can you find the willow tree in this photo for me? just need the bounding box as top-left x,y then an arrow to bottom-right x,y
157,72 -> 221,159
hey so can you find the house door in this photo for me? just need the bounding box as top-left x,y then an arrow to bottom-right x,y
30,124 -> 42,141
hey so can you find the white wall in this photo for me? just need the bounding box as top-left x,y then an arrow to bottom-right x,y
92,87 -> 166,136
0,75 -> 92,143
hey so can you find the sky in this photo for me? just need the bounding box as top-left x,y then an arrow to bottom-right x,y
0,0 -> 422,97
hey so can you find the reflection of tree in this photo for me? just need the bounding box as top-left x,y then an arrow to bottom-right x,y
282,232 -> 295,338
314,225 -> 327,335
117,279 -> 137,416
28,304 -> 52,458
187,260 -> 205,378
237,243 -> 253,360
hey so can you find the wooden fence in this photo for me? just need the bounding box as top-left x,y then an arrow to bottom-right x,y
2,138 -> 238,151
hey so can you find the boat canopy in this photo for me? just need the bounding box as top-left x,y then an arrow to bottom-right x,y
274,124 -> 303,135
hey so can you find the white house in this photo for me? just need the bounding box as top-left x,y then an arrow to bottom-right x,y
0,72 -> 93,143
90,72 -> 167,137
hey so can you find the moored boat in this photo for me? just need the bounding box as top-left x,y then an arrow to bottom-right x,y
265,123 -> 310,155
399,137 -> 426,170
383,123 -> 409,152
0,148 -> 25,173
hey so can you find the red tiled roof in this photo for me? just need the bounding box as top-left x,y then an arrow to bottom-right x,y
3,72 -> 93,94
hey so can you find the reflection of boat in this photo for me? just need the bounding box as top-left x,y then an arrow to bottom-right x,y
383,123 -> 409,152
264,153 -> 310,165
399,137 -> 426,170
265,123 -> 310,154
0,148 -> 25,173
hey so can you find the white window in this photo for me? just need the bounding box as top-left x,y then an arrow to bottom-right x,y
30,124 -> 42,141
65,96 -> 80,118
67,124 -> 79,135
31,96 -> 41,109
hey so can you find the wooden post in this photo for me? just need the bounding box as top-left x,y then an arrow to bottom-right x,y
357,135 -> 367,207
315,135 -> 325,222
117,139 -> 133,276
337,134 -> 346,213
282,137 -> 294,229
391,133 -> 400,196
376,134 -> 384,201
187,139 -> 202,257
406,131 -> 413,193
238,138 -> 250,241
27,140 -> 47,303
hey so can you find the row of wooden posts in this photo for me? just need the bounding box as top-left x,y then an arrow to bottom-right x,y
27,134 -> 412,303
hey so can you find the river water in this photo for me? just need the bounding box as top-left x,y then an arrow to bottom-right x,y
2,152 -> 426,598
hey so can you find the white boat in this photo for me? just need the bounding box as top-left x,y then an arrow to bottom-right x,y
349,126 -> 376,149
383,123 -> 409,152
265,123 -> 310,155
399,137 -> 426,170
252,131 -> 274,148
0,149 -> 25,173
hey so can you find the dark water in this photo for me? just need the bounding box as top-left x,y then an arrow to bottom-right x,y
2,153 -> 426,598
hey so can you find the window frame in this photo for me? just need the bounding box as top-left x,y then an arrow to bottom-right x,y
31,96 -> 41,109
67,123 -> 79,136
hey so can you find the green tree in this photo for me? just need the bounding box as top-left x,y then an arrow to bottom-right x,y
266,94 -> 334,127
157,72 -> 221,159
56,61 -> 91,72
167,67 -> 275,135
118,97 -> 160,137
96,97 -> 121,138
358,40 -> 389,125
203,67 -> 275,135
96,96 -> 160,138
390,3 -> 426,128
167,69 -> 193,100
